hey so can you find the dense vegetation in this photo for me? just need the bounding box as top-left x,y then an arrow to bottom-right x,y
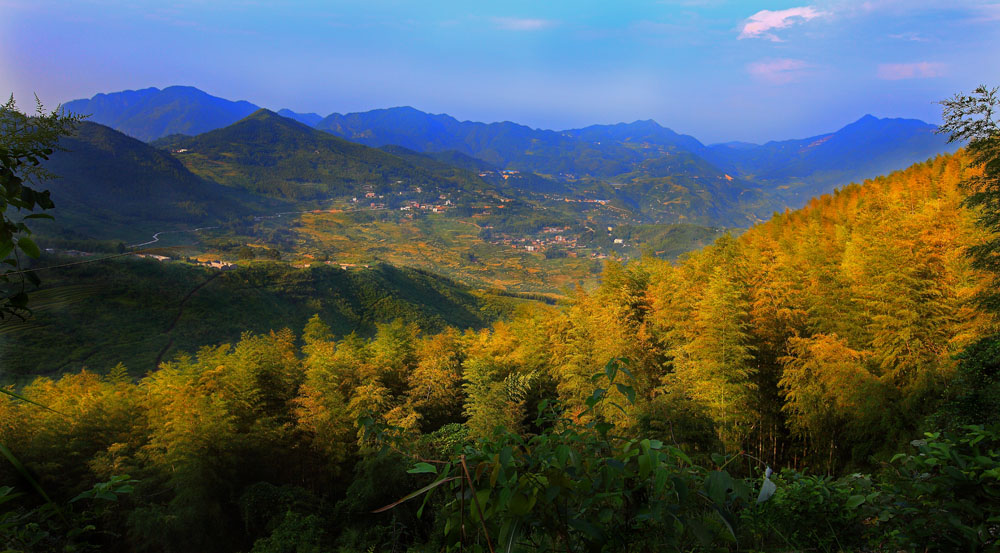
0,258 -> 520,382
3,145 -> 999,552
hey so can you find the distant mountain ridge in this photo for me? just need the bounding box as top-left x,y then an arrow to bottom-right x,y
62,86 -> 320,142
61,86 -> 960,226
702,114 -> 954,202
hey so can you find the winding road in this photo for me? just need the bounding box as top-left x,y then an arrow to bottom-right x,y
129,226 -> 221,248
129,208 -> 320,249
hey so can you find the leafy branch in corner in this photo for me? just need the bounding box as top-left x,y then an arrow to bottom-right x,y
0,94 -> 84,320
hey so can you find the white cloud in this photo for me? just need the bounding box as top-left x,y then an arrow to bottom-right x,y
747,58 -> 810,84
738,6 -> 828,41
887,32 -> 929,42
876,62 -> 946,80
492,17 -> 555,31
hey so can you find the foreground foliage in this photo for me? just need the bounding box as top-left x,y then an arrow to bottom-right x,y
1,323 -> 998,552
0,96 -> 82,319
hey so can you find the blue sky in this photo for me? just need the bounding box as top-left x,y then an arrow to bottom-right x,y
2,0 -> 998,142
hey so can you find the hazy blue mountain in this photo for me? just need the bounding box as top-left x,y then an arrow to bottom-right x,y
317,106 -> 649,177
277,109 -> 323,127
704,115 -> 959,203
153,109 -> 499,199
62,86 -> 261,141
37,121 -> 262,240
709,141 -> 759,150
564,119 -> 708,155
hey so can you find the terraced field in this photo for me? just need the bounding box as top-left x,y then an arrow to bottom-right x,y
291,211 -> 606,294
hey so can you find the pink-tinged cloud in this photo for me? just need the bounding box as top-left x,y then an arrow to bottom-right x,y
972,3 -> 1000,22
492,17 -> 555,31
738,6 -> 828,42
747,58 -> 810,84
876,62 -> 945,80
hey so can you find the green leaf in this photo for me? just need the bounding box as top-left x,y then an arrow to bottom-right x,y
713,504 -> 738,542
845,494 -> 866,509
667,446 -> 692,466
634,454 -> 647,478
500,445 -> 513,468
568,518 -> 603,541
470,489 -> 491,523
617,360 -> 634,379
0,442 -> 61,521
704,471 -> 732,504
372,476 -> 460,513
407,462 -> 438,475
604,359 -> 619,382
22,213 -> 53,220
0,388 -> 64,415
508,491 -> 535,515
556,444 -> 570,468
672,476 -> 690,502
615,383 -> 636,405
17,236 -> 40,258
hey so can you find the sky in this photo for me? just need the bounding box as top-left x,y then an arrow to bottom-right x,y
2,0 -> 999,143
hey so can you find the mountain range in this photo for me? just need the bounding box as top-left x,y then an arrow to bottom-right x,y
54,86 -> 961,231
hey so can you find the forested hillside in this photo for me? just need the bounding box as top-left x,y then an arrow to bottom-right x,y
36,121 -> 267,240
0,258 -> 520,381
154,109 -> 501,199
4,149 -> 996,552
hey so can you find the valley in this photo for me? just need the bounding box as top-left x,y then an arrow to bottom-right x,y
27,88 -> 962,304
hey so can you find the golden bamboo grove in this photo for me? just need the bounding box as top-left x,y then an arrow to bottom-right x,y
0,151 -> 993,550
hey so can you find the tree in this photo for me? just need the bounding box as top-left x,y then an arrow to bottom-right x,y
939,85 -> 1000,309
670,262 -> 756,451
779,334 -> 885,472
936,85 -> 1000,426
237,245 -> 256,260
0,96 -> 82,319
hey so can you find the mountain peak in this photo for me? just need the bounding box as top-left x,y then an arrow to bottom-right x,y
837,113 -> 935,137
62,86 -> 262,141
246,107 -> 279,119
234,108 -> 318,133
